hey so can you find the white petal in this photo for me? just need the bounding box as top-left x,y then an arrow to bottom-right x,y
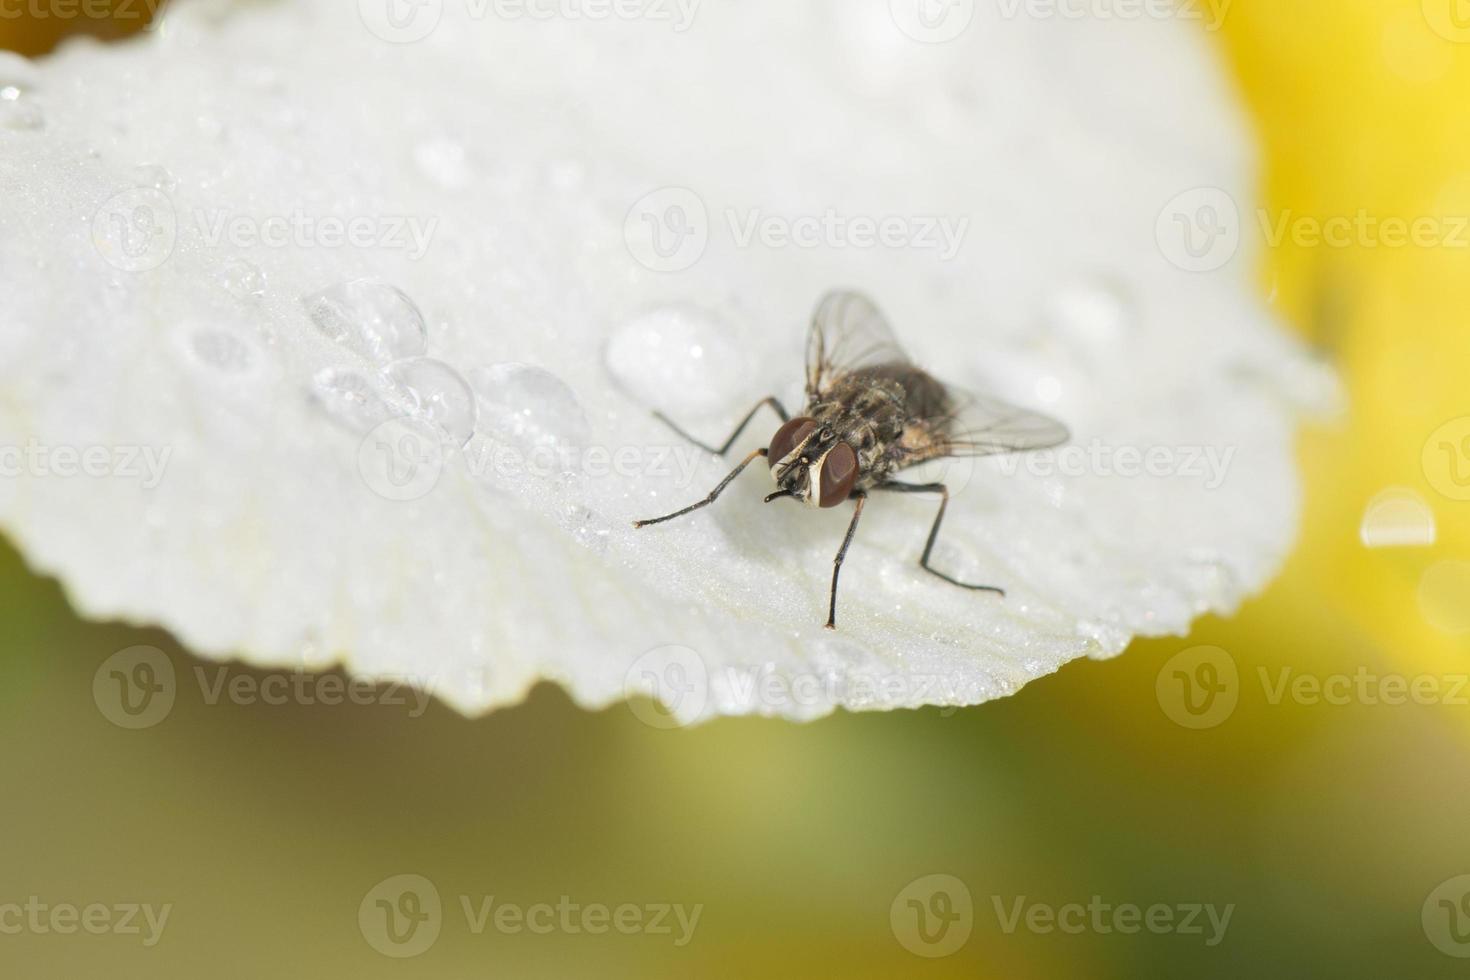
0,0 -> 1330,722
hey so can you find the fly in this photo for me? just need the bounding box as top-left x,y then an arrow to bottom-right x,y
633,290 -> 1069,629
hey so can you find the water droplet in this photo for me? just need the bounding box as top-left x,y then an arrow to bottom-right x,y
0,52 -> 39,91
311,367 -> 394,433
188,328 -> 257,374
606,305 -> 755,417
220,258 -> 266,300
561,504 -> 611,553
545,157 -> 586,191
1418,561 -> 1470,634
468,363 -> 589,451
0,89 -> 42,130
1043,278 -> 1135,348
1360,487 -> 1436,548
414,138 -> 472,189
383,356 -> 477,446
1081,620 -> 1134,658
132,163 -> 176,194
302,280 -> 428,365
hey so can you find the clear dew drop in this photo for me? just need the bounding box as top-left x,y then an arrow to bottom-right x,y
1360,487 -> 1436,548
132,163 -> 176,194
187,328 -> 257,374
414,138 -> 472,190
1042,278 -> 1135,348
0,87 -> 43,131
560,504 -> 611,553
382,356 -> 478,446
605,305 -> 754,417
468,363 -> 589,451
545,157 -> 587,192
1418,561 -> 1470,634
220,257 -> 266,301
302,279 -> 428,366
310,367 -> 394,433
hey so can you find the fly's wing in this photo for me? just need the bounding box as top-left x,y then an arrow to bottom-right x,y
897,386 -> 1070,466
805,290 -> 913,399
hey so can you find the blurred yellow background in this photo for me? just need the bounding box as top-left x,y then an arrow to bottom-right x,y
3,1 -> 1469,977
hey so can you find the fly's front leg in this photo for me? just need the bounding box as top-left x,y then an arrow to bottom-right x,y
825,491 -> 867,630
876,482 -> 1005,595
653,396 -> 789,457
633,448 -> 768,529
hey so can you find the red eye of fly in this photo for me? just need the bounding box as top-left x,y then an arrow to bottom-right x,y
768,417 -> 817,469
817,442 -> 859,507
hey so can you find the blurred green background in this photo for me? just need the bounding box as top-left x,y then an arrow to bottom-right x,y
4,2 -> 1470,977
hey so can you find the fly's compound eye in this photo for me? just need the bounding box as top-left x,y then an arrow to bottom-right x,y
816,442 -> 859,507
768,416 -> 817,469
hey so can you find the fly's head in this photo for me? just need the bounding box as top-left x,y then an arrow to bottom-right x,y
765,416 -> 860,508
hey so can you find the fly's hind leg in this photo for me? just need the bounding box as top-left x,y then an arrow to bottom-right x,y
876,482 -> 1005,596
653,396 -> 789,457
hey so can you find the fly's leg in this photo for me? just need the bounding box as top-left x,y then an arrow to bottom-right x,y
633,448 -> 768,528
825,491 -> 867,630
876,482 -> 1005,595
653,397 -> 789,457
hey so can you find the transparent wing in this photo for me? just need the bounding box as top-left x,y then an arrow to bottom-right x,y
940,390 -> 1070,458
898,386 -> 1071,465
805,290 -> 912,398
